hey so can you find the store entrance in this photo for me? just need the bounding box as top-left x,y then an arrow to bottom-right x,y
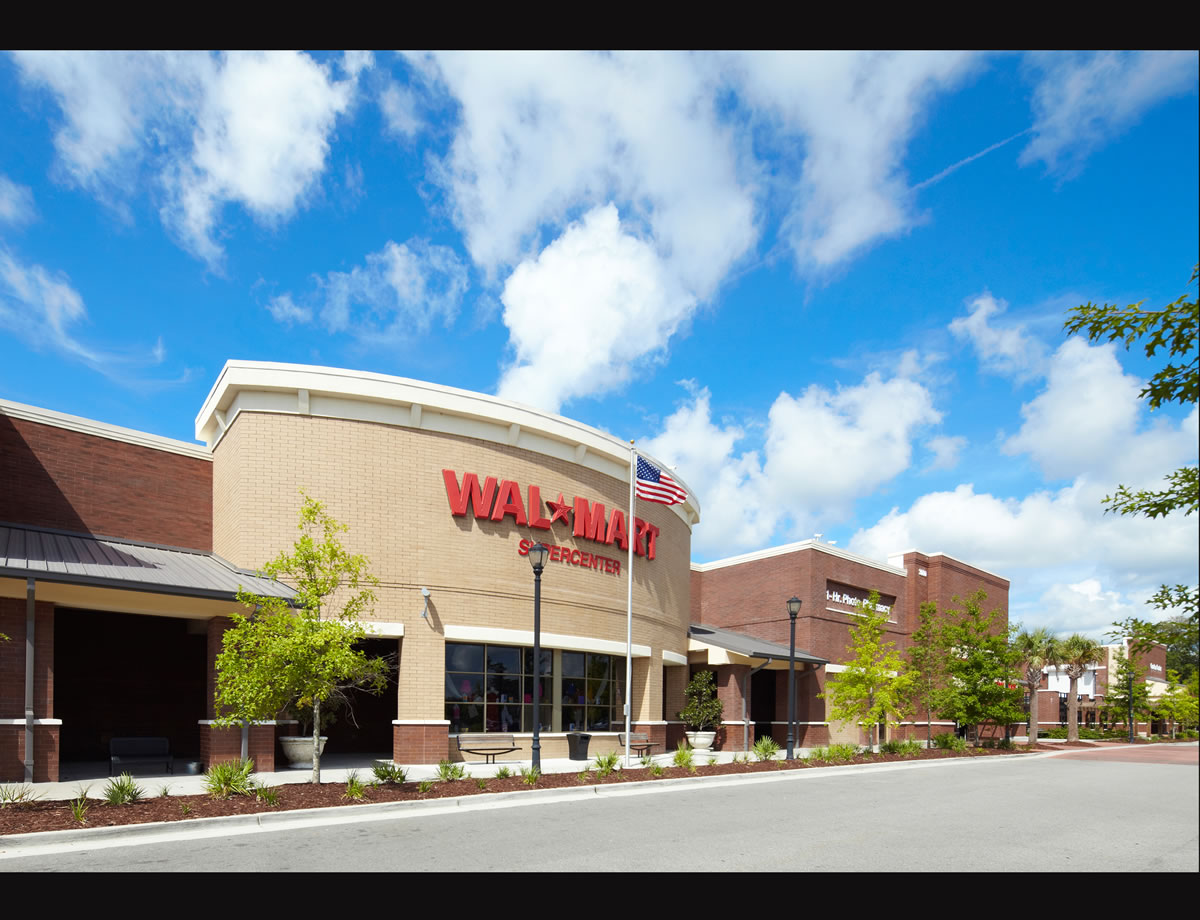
751,669 -> 777,742
321,637 -> 397,755
54,608 -> 207,776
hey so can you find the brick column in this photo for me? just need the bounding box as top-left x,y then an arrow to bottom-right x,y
663,665 -> 688,750
393,721 -> 450,763
0,596 -> 58,782
714,664 -> 749,751
199,616 -> 277,771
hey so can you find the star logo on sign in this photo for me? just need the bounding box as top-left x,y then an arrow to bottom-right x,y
547,494 -> 572,525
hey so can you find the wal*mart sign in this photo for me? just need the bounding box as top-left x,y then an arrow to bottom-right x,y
442,470 -> 661,560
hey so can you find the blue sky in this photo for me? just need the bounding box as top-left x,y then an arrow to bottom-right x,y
1,51 -> 1197,639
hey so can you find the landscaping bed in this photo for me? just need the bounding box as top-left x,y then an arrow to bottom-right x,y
0,746 -> 1032,838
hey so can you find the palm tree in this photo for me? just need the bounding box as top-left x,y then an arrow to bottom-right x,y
1014,628 -> 1060,745
1058,634 -> 1104,743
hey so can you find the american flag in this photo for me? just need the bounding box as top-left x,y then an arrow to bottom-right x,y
635,455 -> 688,506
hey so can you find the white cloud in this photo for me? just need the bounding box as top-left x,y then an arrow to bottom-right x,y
496,205 -> 694,411
1021,51 -> 1198,176
731,51 -> 977,269
0,248 -> 165,380
15,51 -> 360,265
1028,579 -> 1140,640
266,293 -> 312,326
0,175 -> 36,225
948,292 -> 1046,380
270,238 -> 467,341
1003,337 -> 1198,486
380,81 -> 423,139
926,435 -> 966,471
643,368 -> 942,558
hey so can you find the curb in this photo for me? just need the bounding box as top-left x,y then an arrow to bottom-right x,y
0,750 -> 1043,856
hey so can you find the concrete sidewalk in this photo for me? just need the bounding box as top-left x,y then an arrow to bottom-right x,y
13,749 -> 732,802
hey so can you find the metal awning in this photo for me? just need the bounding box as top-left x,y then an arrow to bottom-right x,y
688,623 -> 827,665
0,522 -> 295,602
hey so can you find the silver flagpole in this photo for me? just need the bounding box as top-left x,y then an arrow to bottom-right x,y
625,441 -> 635,767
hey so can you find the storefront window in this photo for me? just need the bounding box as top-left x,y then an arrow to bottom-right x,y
446,641 -> 555,734
447,642 -> 624,734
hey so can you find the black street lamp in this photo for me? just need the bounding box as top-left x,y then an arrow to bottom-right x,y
527,542 -> 549,771
786,596 -> 802,760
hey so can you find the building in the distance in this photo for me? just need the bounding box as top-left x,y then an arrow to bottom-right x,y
1,360 -> 1010,782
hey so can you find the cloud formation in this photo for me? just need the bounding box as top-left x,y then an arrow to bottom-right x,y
267,238 -> 468,342
642,368 -> 942,558
0,175 -> 36,226
15,51 -> 362,266
948,292 -> 1046,380
1021,51 -> 1198,177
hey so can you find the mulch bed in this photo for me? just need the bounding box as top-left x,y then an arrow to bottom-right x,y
0,746 -> 1037,838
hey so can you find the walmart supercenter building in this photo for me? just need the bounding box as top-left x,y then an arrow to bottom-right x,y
0,361 -> 1010,782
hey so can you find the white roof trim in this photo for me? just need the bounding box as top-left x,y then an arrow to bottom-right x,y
194,361 -> 699,529
443,623 -> 651,658
691,538 -> 906,576
886,548 -> 1009,584
359,620 -> 404,638
0,397 -> 211,460
662,649 -> 688,666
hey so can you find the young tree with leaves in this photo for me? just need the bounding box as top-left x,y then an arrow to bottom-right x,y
214,494 -> 390,784
822,591 -> 913,750
1104,647 -> 1152,737
1065,265 -> 1198,676
1013,627 -> 1061,745
905,601 -> 947,749
937,590 -> 1024,745
1154,670 -> 1198,739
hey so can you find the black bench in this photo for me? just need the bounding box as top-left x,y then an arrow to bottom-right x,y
456,733 -> 520,764
109,737 -> 173,776
619,732 -> 660,758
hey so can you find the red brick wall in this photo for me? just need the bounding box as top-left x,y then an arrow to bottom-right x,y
0,597 -> 54,720
0,725 -> 59,782
393,722 -> 450,763
0,414 -> 212,549
201,724 -> 276,772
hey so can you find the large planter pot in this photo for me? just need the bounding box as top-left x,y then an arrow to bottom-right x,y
685,731 -> 716,754
279,735 -> 328,768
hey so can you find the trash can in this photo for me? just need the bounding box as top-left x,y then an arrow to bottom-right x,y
566,731 -> 592,761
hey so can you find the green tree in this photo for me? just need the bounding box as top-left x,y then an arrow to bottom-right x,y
937,590 -> 1024,745
214,494 -> 390,784
678,670 -> 725,732
1064,265 -> 1198,674
1104,647 -> 1152,735
1056,634 -> 1104,743
1154,670 -> 1199,739
1013,627 -> 1061,745
822,591 -> 913,750
905,601 -> 948,749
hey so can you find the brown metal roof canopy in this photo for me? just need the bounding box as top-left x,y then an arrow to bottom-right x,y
688,623 -> 828,665
0,522 -> 296,602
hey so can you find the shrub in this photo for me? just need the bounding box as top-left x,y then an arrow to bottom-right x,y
998,737 -> 1016,750
103,772 -> 146,805
0,784 -> 41,806
678,670 -> 724,731
520,766 -> 540,786
344,770 -> 367,800
70,796 -> 90,825
593,751 -> 621,777
179,802 -> 192,817
752,736 -> 781,762
649,763 -> 665,777
495,766 -> 513,779
204,758 -> 256,799
673,744 -> 695,772
932,733 -> 968,752
475,778 -> 488,790
418,779 -> 435,794
436,760 -> 466,782
808,743 -> 857,764
255,785 -> 281,806
372,762 -> 408,784
157,784 -> 173,798
576,769 -> 590,783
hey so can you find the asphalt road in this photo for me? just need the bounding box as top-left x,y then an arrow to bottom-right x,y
3,745 -> 1196,872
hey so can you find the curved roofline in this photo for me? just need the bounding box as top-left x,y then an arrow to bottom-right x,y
195,360 -> 700,529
